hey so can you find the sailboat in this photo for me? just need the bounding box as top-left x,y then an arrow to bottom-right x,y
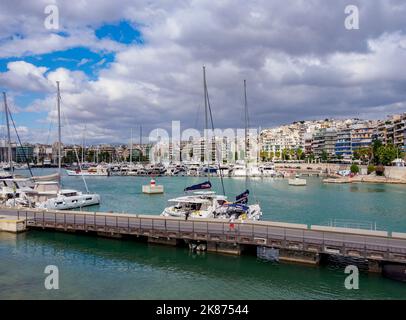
4,82 -> 101,210
36,81 -> 101,210
161,67 -> 261,221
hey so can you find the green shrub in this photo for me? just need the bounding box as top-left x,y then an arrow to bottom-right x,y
375,165 -> 385,176
367,165 -> 376,174
350,164 -> 360,174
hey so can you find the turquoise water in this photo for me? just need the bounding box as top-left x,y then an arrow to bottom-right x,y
57,171 -> 406,233
1,168 -> 406,299
1,231 -> 406,300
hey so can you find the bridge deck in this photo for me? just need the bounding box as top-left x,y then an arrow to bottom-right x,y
1,207 -> 406,264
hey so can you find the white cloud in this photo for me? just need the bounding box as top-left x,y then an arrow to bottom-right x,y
0,0 -> 406,143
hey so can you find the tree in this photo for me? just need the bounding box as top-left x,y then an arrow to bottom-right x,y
296,149 -> 304,160
350,163 -> 360,174
289,149 -> 295,159
321,150 -> 328,162
372,139 -> 382,164
282,149 -> 289,161
376,144 -> 399,166
65,150 -> 76,164
86,150 -> 95,162
367,164 -> 376,174
307,153 -> 315,162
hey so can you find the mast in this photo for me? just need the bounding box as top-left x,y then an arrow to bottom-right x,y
130,128 -> 133,164
56,81 -> 62,184
244,80 -> 248,165
203,66 -> 209,170
2,92 -> 12,172
82,124 -> 86,164
139,125 -> 142,162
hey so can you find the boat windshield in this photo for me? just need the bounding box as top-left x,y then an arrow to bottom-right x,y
175,202 -> 203,211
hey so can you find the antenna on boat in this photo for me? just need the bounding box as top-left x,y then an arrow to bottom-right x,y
3,92 -> 13,173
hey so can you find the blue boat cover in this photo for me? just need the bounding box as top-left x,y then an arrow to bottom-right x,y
184,181 -> 212,192
235,189 -> 249,204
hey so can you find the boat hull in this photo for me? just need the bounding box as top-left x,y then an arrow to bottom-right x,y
39,194 -> 101,210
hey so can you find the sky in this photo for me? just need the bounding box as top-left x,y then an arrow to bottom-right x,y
0,0 -> 406,144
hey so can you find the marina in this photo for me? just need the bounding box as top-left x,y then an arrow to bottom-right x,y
1,168 -> 406,299
0,1 -> 405,303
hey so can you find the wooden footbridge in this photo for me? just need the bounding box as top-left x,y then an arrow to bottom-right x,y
1,207 -> 406,273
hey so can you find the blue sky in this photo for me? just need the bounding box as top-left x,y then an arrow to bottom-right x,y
0,20 -> 143,137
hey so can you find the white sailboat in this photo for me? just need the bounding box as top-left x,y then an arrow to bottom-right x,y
33,82 -> 101,210
161,68 -> 262,221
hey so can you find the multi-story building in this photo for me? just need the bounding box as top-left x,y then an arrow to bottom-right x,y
324,128 -> 338,157
16,145 -> 34,163
393,114 -> 406,152
335,129 -> 352,159
312,129 -> 326,158
0,139 -> 17,162
351,121 -> 376,152
303,133 -> 313,155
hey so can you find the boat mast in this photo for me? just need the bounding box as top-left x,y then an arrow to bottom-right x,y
203,66 -> 209,172
2,92 -> 12,172
139,125 -> 142,162
56,81 -> 62,184
130,128 -> 133,164
244,80 -> 248,168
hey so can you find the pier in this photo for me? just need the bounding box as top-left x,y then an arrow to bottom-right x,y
1,207 -> 406,273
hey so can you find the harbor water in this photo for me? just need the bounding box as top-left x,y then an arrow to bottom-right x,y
1,169 -> 406,299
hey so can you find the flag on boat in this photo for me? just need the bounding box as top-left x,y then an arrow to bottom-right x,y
235,189 -> 249,204
184,181 -> 212,192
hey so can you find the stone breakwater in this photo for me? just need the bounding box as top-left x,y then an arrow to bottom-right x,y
275,163 -> 406,181
323,175 -> 406,184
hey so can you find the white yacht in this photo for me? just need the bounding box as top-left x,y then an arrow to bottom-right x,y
231,164 -> 248,177
31,181 -> 100,210
161,191 -> 227,219
161,180 -> 262,221
186,162 -> 201,176
248,165 -> 262,177
218,165 -> 231,177
66,165 -> 109,176
0,178 -> 33,204
161,190 -> 262,221
261,163 -> 277,177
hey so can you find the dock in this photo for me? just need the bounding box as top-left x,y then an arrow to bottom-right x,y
1,207 -> 406,274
